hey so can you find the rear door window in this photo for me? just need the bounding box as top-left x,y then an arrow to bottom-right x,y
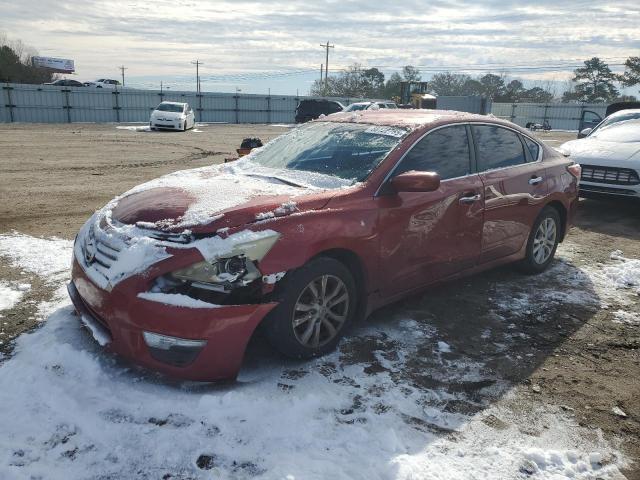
395,125 -> 471,180
472,125 -> 526,171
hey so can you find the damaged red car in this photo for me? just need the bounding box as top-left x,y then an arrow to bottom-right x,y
68,110 -> 580,381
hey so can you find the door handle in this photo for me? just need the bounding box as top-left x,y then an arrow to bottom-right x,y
459,193 -> 481,204
529,176 -> 543,185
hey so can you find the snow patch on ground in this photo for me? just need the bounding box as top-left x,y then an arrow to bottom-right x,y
0,233 -> 73,281
612,309 -> 640,325
0,233 -> 631,479
0,282 -> 30,311
603,250 -> 640,294
116,125 -> 152,132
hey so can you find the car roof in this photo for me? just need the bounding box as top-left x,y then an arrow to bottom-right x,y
317,109 -> 502,128
607,109 -> 640,118
159,101 -> 187,106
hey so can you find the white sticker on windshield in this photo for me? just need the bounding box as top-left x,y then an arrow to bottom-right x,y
364,126 -> 406,138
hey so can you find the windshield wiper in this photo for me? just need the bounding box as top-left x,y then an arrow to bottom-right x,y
242,173 -> 307,188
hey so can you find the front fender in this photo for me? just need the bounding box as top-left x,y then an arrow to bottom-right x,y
257,207 -> 380,293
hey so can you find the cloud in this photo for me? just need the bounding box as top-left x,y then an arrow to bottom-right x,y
1,0 -> 638,93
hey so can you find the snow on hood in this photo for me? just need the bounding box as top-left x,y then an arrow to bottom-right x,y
75,137 -> 360,290
108,156 -> 354,233
561,138 -> 640,164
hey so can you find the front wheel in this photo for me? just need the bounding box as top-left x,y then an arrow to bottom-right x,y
263,257 -> 357,358
518,206 -> 561,274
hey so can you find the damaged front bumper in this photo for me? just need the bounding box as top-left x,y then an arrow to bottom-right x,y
68,257 -> 277,381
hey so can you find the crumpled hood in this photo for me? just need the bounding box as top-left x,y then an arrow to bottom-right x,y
561,138 -> 640,164
109,164 -> 337,234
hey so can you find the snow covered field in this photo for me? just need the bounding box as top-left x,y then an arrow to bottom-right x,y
0,232 -> 637,479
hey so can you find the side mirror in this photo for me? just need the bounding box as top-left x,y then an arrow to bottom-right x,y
390,171 -> 441,193
577,128 -> 592,139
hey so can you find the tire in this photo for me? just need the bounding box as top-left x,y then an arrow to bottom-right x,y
518,206 -> 561,274
263,257 -> 357,359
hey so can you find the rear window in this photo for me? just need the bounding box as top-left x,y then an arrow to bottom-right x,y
472,125 -> 526,171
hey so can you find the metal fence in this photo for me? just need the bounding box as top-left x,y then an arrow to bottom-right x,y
491,102 -> 608,131
0,83 -> 363,124
1,84 -> 611,130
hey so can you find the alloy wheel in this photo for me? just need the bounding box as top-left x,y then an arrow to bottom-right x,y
532,217 -> 557,264
292,274 -> 349,348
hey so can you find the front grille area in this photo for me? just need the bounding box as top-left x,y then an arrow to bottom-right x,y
580,184 -> 638,196
92,236 -> 121,269
581,164 -> 640,185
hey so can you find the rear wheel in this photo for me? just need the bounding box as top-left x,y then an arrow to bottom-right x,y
518,206 -> 561,274
263,257 -> 357,358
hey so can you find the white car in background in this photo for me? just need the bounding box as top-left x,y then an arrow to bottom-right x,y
343,101 -> 398,112
89,79 -> 122,89
149,102 -> 195,131
560,114 -> 640,199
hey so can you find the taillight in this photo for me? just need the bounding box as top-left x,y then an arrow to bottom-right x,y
567,163 -> 581,179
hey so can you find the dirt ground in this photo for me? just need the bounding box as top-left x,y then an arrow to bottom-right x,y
0,123 -> 638,477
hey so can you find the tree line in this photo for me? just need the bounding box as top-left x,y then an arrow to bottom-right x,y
311,57 -> 640,104
0,33 -> 55,84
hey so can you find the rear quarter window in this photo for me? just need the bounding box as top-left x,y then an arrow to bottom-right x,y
523,137 -> 541,161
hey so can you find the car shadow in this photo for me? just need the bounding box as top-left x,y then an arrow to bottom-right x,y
241,255 -> 600,430
575,197 -> 640,240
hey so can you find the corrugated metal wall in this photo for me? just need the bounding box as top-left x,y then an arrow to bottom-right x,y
491,102 -> 608,131
437,96 -> 492,115
0,83 -> 361,124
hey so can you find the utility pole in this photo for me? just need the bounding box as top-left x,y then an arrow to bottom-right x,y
119,65 -> 127,86
319,41 -> 334,92
320,64 -> 323,83
191,60 -> 203,94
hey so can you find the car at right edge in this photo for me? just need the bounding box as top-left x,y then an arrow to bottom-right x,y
561,111 -> 640,199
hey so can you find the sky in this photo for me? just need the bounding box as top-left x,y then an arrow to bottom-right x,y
1,0 -> 639,95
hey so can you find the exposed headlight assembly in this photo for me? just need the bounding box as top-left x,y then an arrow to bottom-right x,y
171,255 -> 261,290
169,232 -> 280,293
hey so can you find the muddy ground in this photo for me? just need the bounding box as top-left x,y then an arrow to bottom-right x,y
0,123 -> 638,477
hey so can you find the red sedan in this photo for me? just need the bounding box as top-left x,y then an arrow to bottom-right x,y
68,110 -> 580,381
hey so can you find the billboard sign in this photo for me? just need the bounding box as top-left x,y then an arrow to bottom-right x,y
32,56 -> 75,73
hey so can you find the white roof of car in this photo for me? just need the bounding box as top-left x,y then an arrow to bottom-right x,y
159,101 -> 187,106
350,101 -> 393,105
607,108 -> 640,118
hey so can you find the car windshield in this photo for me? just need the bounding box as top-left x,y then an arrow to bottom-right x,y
235,121 -> 407,185
156,103 -> 184,112
589,119 -> 640,143
344,104 -> 370,112
591,111 -> 640,135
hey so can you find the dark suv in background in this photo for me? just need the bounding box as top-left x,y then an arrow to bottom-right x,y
295,99 -> 344,123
